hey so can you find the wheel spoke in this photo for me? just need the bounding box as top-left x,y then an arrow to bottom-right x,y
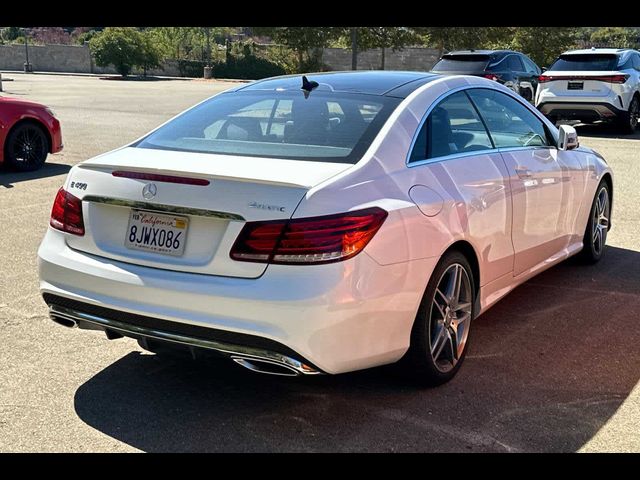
431,324 -> 448,359
453,265 -> 463,305
435,287 -> 449,307
455,312 -> 471,326
444,266 -> 457,301
447,327 -> 458,362
454,302 -> 472,314
433,300 -> 447,320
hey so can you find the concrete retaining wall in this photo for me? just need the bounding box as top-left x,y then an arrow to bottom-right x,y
0,43 -> 442,76
0,44 -> 182,77
0,44 -> 95,73
322,47 -> 441,72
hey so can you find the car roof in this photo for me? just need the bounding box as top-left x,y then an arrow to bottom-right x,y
236,71 -> 442,99
444,50 -> 518,56
562,48 -> 635,55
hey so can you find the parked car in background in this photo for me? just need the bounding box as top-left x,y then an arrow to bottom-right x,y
39,71 -> 613,386
536,48 -> 640,133
430,50 -> 542,103
0,96 -> 63,171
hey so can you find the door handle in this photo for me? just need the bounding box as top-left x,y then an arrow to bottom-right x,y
515,167 -> 532,178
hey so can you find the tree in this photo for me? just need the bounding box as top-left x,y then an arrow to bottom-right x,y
357,27 -> 418,69
89,27 -> 161,77
138,30 -> 162,77
508,27 -> 578,68
0,26 -> 23,43
590,27 -> 638,49
416,27 -> 512,56
252,27 -> 342,72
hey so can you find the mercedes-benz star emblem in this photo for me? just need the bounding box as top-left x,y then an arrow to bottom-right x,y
142,183 -> 157,199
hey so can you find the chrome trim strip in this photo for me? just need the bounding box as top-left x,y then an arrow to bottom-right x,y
49,305 -> 321,376
82,195 -> 245,221
407,148 -> 497,168
405,84 -> 558,169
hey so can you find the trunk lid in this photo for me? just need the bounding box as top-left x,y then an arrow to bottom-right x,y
64,147 -> 351,278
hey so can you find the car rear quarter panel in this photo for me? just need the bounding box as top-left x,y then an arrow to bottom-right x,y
294,76 -> 516,289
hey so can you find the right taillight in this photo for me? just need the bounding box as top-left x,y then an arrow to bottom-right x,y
230,207 -> 388,265
50,187 -> 85,236
602,74 -> 629,84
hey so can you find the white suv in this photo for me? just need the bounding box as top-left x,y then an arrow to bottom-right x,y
536,48 -> 640,133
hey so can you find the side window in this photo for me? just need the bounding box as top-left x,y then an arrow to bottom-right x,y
522,56 -> 540,74
507,55 -> 524,72
633,53 -> 640,71
409,91 -> 494,162
618,55 -> 633,70
467,89 -> 552,149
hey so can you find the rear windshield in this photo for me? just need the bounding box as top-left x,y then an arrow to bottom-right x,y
549,54 -> 618,71
431,55 -> 490,73
135,91 -> 400,164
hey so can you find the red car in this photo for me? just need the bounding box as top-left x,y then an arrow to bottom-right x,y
0,96 -> 63,172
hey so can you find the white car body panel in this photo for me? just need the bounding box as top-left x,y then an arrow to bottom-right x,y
38,74 -> 613,375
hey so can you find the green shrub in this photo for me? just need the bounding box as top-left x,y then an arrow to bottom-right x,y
177,47 -> 286,79
90,27 -> 161,77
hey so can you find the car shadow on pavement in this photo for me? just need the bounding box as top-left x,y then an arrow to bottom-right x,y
0,162 -> 71,188
73,245 -> 640,452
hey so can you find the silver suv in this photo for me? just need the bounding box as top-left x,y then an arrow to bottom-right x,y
536,48 -> 640,133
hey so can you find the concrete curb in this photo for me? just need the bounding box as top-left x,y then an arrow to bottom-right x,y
0,70 -> 252,83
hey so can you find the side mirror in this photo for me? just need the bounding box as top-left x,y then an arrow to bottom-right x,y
541,67 -> 547,73
558,124 -> 579,151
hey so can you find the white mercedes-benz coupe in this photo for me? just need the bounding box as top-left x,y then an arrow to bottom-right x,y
38,71 -> 613,385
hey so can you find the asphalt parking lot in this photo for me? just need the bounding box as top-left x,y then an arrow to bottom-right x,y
1,73 -> 639,452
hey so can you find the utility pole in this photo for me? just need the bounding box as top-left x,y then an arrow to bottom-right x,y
203,27 -> 213,79
23,28 -> 33,72
205,27 -> 211,65
351,28 -> 358,70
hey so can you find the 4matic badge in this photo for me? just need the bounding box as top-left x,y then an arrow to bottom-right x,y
248,201 -> 285,212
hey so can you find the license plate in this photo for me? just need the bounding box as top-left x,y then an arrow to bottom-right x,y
567,81 -> 583,90
125,210 -> 189,257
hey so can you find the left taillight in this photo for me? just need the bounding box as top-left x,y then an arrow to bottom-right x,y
230,207 -> 388,265
50,187 -> 85,236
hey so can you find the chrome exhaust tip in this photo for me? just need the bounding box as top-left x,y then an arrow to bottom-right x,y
50,314 -> 77,328
231,356 -> 301,377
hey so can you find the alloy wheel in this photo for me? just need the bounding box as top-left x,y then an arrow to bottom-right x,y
630,98 -> 639,131
429,263 -> 472,373
10,126 -> 47,168
592,186 -> 610,256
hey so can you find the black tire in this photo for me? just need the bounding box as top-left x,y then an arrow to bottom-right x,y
4,122 -> 49,172
617,96 -> 639,134
399,250 -> 476,386
579,181 -> 611,264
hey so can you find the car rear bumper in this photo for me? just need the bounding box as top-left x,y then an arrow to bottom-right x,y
537,101 -> 625,121
38,227 -> 435,374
